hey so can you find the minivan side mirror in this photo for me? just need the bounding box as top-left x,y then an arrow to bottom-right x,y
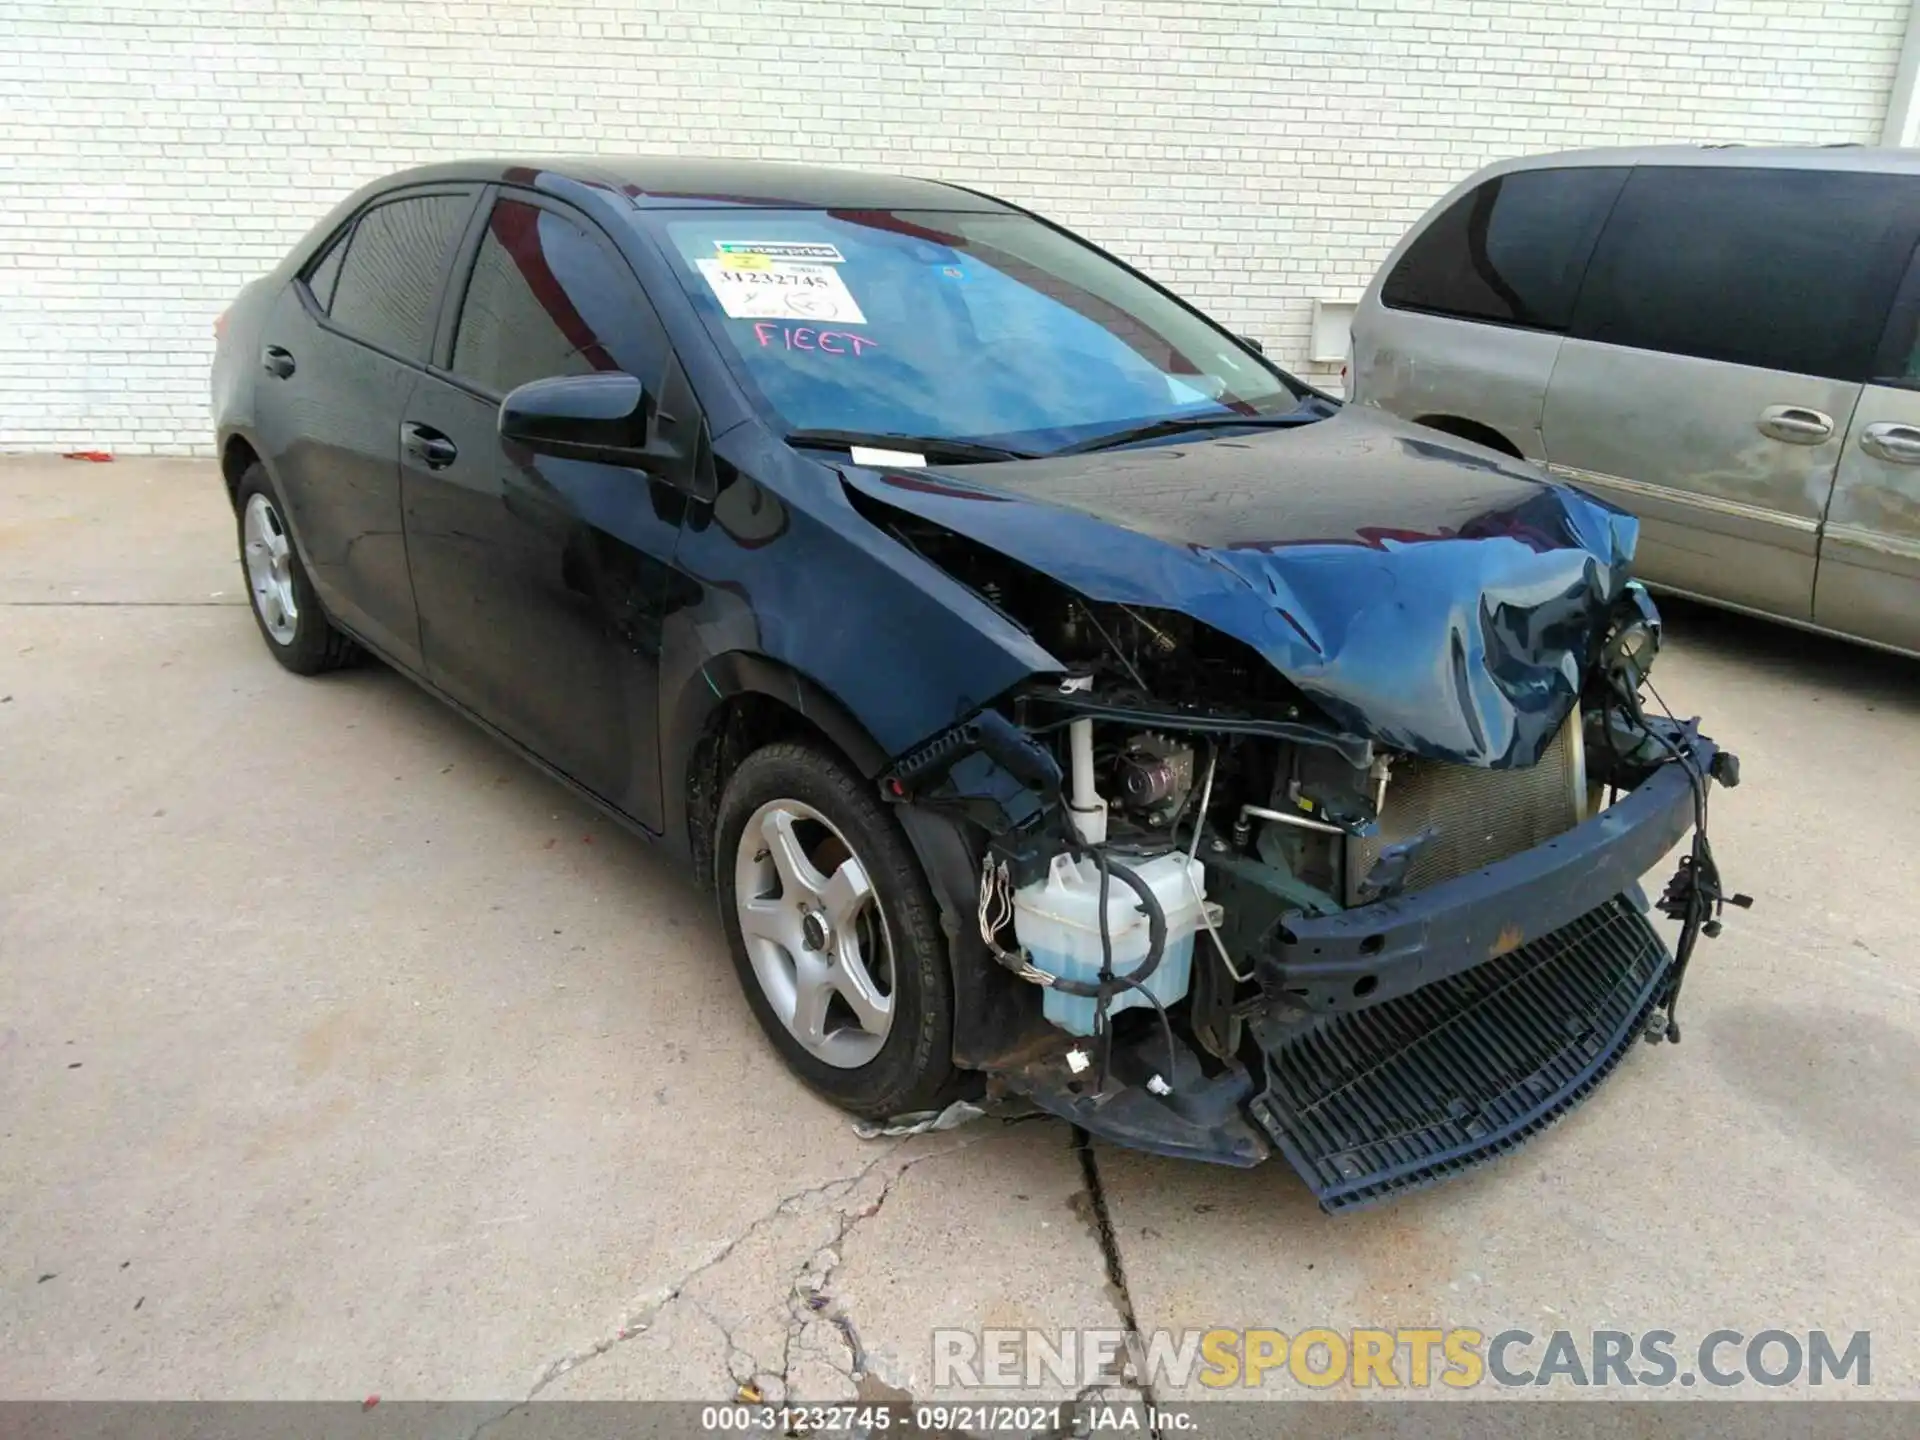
498,372 -> 653,467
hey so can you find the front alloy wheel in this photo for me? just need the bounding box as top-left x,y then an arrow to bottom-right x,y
714,741 -> 957,1118
734,798 -> 895,1068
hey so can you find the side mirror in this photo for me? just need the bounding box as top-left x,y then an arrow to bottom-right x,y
498,372 -> 653,467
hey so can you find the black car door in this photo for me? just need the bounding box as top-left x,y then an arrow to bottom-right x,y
251,188 -> 479,670
400,190 -> 687,831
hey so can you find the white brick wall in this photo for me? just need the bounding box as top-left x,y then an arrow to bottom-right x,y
0,0 -> 1909,454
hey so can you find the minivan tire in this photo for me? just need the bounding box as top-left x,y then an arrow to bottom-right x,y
715,740 -> 958,1119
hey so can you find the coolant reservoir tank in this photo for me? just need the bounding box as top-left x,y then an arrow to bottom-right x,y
1012,851 -> 1208,1038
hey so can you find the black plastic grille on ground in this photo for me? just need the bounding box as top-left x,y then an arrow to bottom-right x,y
1251,897 -> 1672,1212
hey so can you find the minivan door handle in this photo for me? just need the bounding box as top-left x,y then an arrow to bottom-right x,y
261,345 -> 296,379
1860,421 -> 1920,465
401,422 -> 458,470
1756,405 -> 1834,445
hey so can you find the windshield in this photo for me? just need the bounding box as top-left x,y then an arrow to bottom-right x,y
649,208 -> 1305,453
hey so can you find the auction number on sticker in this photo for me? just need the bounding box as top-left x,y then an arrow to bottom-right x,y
694,258 -> 867,324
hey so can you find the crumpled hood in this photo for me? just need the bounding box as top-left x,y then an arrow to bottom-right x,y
842,405 -> 1639,768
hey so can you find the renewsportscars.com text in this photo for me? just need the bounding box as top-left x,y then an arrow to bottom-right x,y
932,1327 -> 1872,1391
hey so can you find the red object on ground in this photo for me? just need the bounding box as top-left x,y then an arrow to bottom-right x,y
362,1395 -> 379,1410
63,452 -> 114,462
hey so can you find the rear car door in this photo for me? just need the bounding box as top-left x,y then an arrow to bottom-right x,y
400,190 -> 686,829
251,188 -> 478,669
1355,164 -> 1628,459
1542,164 -> 1918,620
1817,238 -> 1920,652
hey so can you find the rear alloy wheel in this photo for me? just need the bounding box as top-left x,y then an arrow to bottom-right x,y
242,491 -> 299,645
233,464 -> 357,675
715,742 -> 956,1118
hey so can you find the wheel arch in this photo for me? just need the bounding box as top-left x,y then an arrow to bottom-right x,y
1412,413 -> 1524,458
219,431 -> 265,509
669,651 -> 890,890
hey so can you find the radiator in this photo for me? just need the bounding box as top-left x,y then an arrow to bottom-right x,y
1346,711 -> 1586,904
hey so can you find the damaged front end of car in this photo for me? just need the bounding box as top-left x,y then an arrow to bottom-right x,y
847,425 -> 1749,1212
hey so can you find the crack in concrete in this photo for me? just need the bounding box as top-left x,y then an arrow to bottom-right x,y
1070,1127 -> 1163,1438
467,1114 -> 1048,1436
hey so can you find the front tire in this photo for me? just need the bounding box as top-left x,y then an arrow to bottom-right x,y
234,464 -> 357,675
715,741 -> 957,1119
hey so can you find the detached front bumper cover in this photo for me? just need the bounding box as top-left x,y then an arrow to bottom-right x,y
1253,895 -> 1672,1210
997,733 -> 1726,1211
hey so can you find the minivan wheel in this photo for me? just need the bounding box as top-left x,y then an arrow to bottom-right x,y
233,464 -> 357,674
715,741 -> 957,1118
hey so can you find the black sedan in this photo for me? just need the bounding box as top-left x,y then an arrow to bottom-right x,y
211,158 -> 1743,1210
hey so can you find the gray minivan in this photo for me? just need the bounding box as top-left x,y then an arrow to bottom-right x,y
1349,145 -> 1920,657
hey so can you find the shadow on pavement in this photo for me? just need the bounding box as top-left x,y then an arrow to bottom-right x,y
1656,594 -> 1920,714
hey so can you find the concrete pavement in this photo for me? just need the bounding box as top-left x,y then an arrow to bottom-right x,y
1,456 -> 1916,1413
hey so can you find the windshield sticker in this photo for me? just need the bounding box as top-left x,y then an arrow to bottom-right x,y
752,322 -> 878,355
696,258 -> 867,324
715,240 -> 845,264
848,445 -> 926,467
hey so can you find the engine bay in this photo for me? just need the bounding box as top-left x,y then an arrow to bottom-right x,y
878,503 -> 1747,1134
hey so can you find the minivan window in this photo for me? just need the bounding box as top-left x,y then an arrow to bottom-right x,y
328,194 -> 472,360
648,208 -> 1301,453
1870,240 -> 1920,389
1572,166 -> 1918,382
451,199 -> 668,398
1381,167 -> 1627,332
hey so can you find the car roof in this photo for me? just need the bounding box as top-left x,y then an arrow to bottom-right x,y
369,156 -> 1012,211
1481,143 -> 1920,178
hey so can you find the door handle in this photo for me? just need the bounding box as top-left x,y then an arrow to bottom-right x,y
401,422 -> 458,470
1860,421 -> 1920,465
261,345 -> 296,379
1756,405 -> 1833,445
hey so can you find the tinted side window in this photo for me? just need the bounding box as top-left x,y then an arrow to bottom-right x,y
1382,167 -> 1627,331
451,198 -> 668,397
329,194 -> 472,360
304,229 -> 348,312
1869,239 -> 1920,389
1573,166 -> 1918,381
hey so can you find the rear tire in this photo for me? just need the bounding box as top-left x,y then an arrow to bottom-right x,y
715,741 -> 957,1119
234,463 -> 357,675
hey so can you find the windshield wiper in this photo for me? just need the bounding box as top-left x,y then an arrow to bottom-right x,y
785,428 -> 1036,465
1048,403 -> 1334,457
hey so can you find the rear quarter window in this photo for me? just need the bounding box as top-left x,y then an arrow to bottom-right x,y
1382,167 -> 1627,332
1571,165 -> 1920,381
327,192 -> 474,360
302,228 -> 348,312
